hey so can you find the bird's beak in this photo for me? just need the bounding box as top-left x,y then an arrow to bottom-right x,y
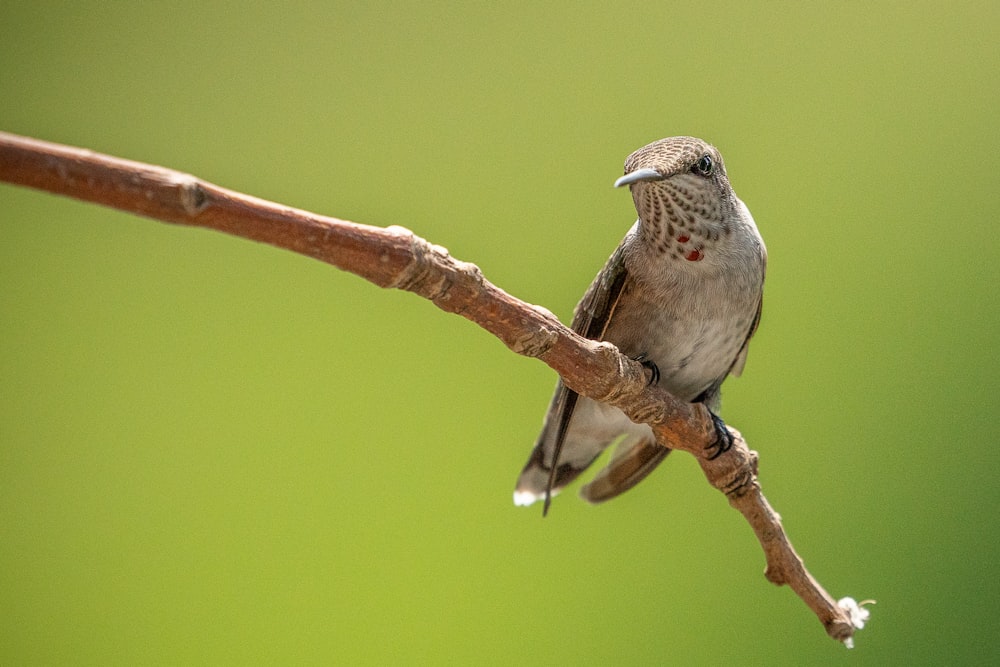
614,168 -> 662,188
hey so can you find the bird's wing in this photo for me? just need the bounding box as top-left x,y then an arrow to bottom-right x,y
513,236 -> 632,511
573,232 -> 631,341
728,295 -> 762,377
728,244 -> 766,377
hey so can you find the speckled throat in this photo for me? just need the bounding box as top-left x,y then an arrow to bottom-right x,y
632,174 -> 737,263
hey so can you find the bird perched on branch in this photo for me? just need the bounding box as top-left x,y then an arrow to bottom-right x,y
514,136 -> 766,514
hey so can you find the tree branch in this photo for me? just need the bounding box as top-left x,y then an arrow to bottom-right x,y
0,131 -> 869,646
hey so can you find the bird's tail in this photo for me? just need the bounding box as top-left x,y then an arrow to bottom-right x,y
580,437 -> 671,503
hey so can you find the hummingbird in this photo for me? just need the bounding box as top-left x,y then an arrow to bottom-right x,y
513,136 -> 766,514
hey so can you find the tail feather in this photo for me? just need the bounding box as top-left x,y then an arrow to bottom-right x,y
579,438 -> 670,504
513,438 -> 604,507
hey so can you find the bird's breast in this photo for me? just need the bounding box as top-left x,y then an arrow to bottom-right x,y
604,258 -> 760,402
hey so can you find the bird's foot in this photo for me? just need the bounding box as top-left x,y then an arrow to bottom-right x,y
705,411 -> 734,460
633,354 -> 660,386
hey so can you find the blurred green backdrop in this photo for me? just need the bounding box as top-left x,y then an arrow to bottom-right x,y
2,2 -> 998,664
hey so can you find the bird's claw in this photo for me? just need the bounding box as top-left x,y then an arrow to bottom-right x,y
706,412 -> 734,460
634,354 -> 660,386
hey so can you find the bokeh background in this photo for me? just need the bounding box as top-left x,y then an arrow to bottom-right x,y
2,2 -> 998,664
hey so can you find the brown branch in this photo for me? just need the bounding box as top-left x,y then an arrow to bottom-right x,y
0,131 -> 868,645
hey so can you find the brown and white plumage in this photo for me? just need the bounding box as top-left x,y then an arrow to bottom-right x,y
514,137 -> 766,511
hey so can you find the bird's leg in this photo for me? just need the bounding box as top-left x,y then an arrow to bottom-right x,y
705,411 -> 734,460
633,353 -> 660,386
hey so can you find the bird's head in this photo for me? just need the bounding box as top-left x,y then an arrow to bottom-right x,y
615,136 -> 740,263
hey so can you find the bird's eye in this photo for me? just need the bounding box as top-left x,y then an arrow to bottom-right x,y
693,154 -> 714,177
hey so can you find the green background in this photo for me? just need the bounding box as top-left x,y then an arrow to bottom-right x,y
2,2 -> 998,664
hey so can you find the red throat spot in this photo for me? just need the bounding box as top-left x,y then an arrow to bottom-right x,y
676,235 -> 690,243
685,249 -> 703,262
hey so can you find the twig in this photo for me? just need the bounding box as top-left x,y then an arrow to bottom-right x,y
0,131 -> 868,645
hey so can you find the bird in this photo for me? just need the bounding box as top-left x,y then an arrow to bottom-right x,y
513,136 -> 766,514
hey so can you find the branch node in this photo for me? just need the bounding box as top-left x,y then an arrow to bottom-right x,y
383,226 -> 446,296
176,175 -> 209,215
719,440 -> 759,499
509,315 -> 559,358
590,341 -> 634,400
